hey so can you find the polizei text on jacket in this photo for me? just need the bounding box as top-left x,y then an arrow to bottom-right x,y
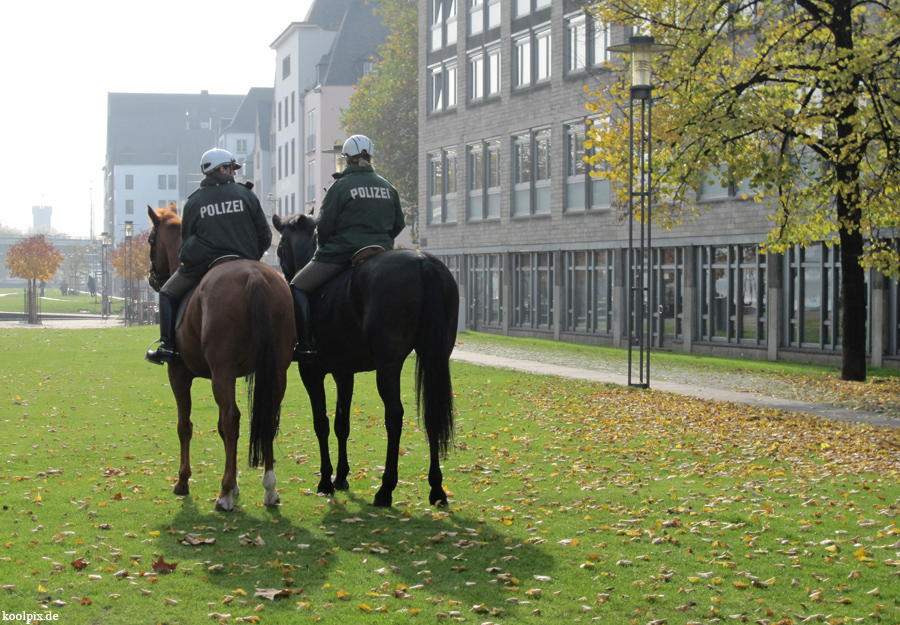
200,200 -> 245,218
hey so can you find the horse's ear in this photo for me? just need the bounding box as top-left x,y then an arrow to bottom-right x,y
168,202 -> 178,216
272,213 -> 284,232
307,207 -> 315,216
148,205 -> 160,227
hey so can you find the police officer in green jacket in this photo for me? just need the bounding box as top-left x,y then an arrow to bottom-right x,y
289,134 -> 405,363
145,148 -> 272,365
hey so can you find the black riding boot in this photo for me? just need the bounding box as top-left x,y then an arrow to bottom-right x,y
290,285 -> 317,363
145,293 -> 178,365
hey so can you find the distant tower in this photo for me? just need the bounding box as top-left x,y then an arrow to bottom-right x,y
32,206 -> 52,231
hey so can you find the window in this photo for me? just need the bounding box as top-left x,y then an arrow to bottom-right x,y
514,36 -> 531,87
566,120 -> 610,211
236,140 -> 247,154
158,175 -> 166,190
592,16 -> 610,66
785,243 -> 839,350
168,175 -> 177,190
291,140 -> 296,175
469,52 -> 484,100
467,138 -> 500,220
651,248 -> 685,343
428,147 -> 458,224
125,174 -> 133,190
157,200 -> 168,208
306,161 -> 316,202
291,92 -> 296,123
513,129 -> 551,216
306,110 -> 316,152
513,133 -> 531,215
514,0 -> 550,18
447,0 -> 457,46
469,44 -> 500,101
125,199 -> 134,214
429,60 -> 458,113
564,250 -> 614,334
698,245 -> 768,345
514,26 -> 551,88
278,101 -> 282,131
566,14 -> 587,73
467,253 -> 504,329
468,0 -> 500,35
277,146 -> 282,180
431,0 -> 458,51
282,55 -> 290,79
512,252 -> 554,329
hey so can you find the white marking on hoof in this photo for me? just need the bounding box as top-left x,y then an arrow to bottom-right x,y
215,494 -> 234,511
263,470 -> 279,506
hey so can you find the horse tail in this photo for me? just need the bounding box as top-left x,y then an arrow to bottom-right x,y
245,273 -> 281,468
414,254 -> 456,459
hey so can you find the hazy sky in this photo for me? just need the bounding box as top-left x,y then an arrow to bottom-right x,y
1,0 -> 314,238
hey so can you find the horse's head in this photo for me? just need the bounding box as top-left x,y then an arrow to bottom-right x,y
273,213 -> 317,281
146,204 -> 183,292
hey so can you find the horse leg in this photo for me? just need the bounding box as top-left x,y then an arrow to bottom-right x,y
300,368 -> 335,495
212,375 -> 240,512
373,365 -> 404,507
262,367 -> 289,507
427,433 -> 448,507
332,372 -> 354,491
168,364 -> 194,496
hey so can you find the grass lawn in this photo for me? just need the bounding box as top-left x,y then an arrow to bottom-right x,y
0,326 -> 898,624
0,288 -> 125,316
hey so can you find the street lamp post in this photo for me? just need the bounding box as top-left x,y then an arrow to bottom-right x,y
101,232 -> 110,319
124,221 -> 133,327
607,35 -> 674,389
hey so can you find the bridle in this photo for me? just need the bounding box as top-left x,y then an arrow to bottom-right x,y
147,227 -> 167,293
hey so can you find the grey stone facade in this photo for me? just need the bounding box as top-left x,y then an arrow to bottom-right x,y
417,0 -> 899,368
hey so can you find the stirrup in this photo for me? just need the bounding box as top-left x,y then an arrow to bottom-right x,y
293,343 -> 317,364
145,340 -> 177,365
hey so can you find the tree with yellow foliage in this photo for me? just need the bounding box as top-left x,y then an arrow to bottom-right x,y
5,234 -> 64,324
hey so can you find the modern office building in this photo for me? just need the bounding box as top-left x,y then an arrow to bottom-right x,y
270,0 -> 391,219
417,0 -> 896,366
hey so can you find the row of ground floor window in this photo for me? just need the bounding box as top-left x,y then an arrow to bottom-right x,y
435,241 -> 900,368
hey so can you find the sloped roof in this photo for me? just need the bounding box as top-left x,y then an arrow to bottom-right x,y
305,0 -> 352,27
222,87 -> 274,134
318,0 -> 389,87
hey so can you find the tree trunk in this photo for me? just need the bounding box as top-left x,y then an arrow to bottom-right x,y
839,227 -> 867,381
27,278 -> 38,325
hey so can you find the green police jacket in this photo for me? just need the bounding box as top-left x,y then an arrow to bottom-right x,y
313,163 -> 406,265
178,176 -> 272,280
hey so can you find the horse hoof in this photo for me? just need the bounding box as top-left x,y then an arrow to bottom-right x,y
214,502 -> 233,512
264,496 -> 281,507
372,494 -> 392,508
173,485 -> 189,496
333,479 -> 350,491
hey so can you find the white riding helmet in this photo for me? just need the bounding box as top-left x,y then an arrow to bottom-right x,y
342,135 -> 374,158
200,148 -> 241,175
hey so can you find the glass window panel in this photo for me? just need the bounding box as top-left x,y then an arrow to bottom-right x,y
446,64 -> 457,107
515,38 -> 531,86
536,30 -> 551,80
470,54 -> 484,99
487,48 -> 501,94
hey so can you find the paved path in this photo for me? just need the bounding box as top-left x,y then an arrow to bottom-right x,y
451,350 -> 898,429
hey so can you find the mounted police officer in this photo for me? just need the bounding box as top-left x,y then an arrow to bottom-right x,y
289,134 -> 406,363
145,148 -> 272,365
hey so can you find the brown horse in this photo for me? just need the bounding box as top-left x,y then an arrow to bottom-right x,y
147,206 -> 295,511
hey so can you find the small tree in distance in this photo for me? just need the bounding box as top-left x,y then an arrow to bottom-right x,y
110,230 -> 151,323
5,234 -> 64,324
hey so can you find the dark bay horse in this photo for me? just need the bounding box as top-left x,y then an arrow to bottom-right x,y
273,213 -> 458,507
147,206 -> 295,511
